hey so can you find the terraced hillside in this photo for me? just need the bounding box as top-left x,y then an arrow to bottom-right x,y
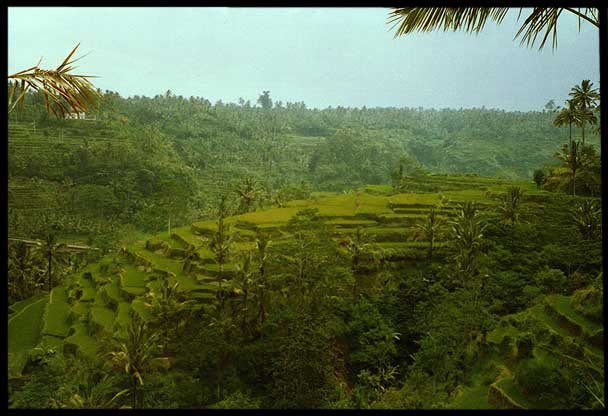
7,176 -> 565,383
452,284 -> 604,409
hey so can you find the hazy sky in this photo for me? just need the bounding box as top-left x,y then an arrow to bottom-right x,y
8,7 -> 600,111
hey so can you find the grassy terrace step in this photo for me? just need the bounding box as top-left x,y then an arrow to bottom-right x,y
90,305 -> 117,334
325,219 -> 378,228
525,303 -> 603,359
41,286 -> 71,338
38,335 -> 65,351
488,378 -> 530,409
544,295 -> 603,347
70,300 -> 91,318
376,241 -> 448,249
391,208 -> 457,217
8,294 -> 48,354
334,227 -> 425,243
9,293 -> 47,316
450,376 -> 492,409
116,302 -> 133,329
101,279 -> 126,307
64,323 -> 98,358
377,214 -> 429,225
120,264 -> 150,287
170,227 -> 206,248
130,245 -> 184,276
199,263 -> 239,278
487,321 -> 521,346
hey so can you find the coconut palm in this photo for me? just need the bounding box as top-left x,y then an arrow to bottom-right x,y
450,201 -> 487,287
344,227 -> 381,297
388,8 -> 599,50
413,208 -> 445,262
208,216 -> 235,312
234,177 -> 261,213
553,99 -> 582,147
554,141 -> 584,196
253,230 -> 271,326
232,252 -> 255,332
569,80 -> 600,144
8,43 -> 100,117
8,241 -> 45,303
144,279 -> 194,354
498,186 -> 525,227
50,363 -> 129,409
571,199 -> 602,241
106,312 -> 164,408
32,232 -> 70,292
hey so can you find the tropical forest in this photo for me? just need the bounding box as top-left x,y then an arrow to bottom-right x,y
6,7 -> 604,410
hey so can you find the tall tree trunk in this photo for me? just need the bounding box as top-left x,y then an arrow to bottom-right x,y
48,253 -> 52,292
132,378 -> 138,408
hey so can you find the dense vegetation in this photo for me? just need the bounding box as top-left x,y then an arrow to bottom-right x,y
7,81 -> 603,409
9,86 -> 600,244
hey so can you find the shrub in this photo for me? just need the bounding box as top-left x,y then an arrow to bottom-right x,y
534,268 -> 566,294
515,358 -> 566,407
521,285 -> 543,307
571,286 -> 603,323
209,390 -> 262,409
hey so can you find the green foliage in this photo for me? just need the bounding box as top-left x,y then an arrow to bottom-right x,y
571,199 -> 602,241
571,285 -> 603,323
347,298 -> 399,374
534,268 -> 566,294
450,201 -> 487,285
209,391 -> 262,409
8,241 -> 45,303
532,169 -> 546,189
263,309 -> 337,408
515,358 -> 567,407
498,186 -> 524,226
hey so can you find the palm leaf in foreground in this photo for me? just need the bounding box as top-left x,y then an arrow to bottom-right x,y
388,7 -> 599,50
8,43 -> 100,117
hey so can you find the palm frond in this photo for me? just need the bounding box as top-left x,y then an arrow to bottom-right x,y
388,7 -> 509,37
388,7 -> 599,51
513,7 -> 563,50
8,43 -> 100,118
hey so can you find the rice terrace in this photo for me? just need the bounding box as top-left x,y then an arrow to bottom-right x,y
7,7 -> 603,410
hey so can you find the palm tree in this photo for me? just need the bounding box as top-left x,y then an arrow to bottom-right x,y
554,141 -> 584,196
253,230 -> 271,327
8,43 -> 100,117
235,177 -> 261,213
106,312 -> 163,408
413,208 -> 445,262
450,201 -> 487,287
208,216 -> 235,310
49,360 -> 129,409
571,200 -> 602,241
569,80 -> 600,145
8,241 -> 45,303
388,8 -> 599,51
498,186 -> 525,227
344,227 -> 380,297
144,279 -> 194,354
232,252 -> 255,333
553,99 -> 582,147
33,232 -> 70,292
